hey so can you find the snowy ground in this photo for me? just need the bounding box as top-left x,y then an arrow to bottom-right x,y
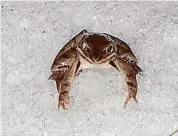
1,1 -> 178,136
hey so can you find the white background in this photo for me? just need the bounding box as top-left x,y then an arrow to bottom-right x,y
1,1 -> 178,136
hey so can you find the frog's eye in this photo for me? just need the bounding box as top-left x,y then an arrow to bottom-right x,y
81,41 -> 89,50
106,44 -> 114,53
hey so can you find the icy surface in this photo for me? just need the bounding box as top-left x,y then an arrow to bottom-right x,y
1,1 -> 178,136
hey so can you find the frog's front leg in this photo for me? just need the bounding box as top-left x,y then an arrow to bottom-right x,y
111,58 -> 138,108
75,69 -> 83,77
58,59 -> 79,110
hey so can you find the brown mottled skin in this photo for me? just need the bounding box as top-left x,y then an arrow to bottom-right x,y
49,29 -> 142,110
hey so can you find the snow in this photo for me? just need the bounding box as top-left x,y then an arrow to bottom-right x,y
1,1 -> 178,136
